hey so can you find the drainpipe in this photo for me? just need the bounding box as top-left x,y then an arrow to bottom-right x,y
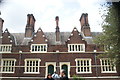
94,45 -> 98,78
18,46 -> 22,79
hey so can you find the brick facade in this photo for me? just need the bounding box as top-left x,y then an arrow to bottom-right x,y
0,13 -> 120,80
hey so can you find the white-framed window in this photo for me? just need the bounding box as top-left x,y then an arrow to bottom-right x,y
24,59 -> 41,74
75,58 -> 92,73
68,44 -> 85,52
0,44 -> 12,53
31,44 -> 47,53
100,58 -> 116,73
1,59 -> 16,73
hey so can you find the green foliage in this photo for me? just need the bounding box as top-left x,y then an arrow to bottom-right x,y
94,2 -> 120,67
73,75 -> 85,80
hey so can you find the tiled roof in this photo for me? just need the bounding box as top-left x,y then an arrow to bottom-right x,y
11,32 -> 102,45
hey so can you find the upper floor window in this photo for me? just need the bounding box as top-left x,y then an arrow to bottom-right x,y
100,58 -> 116,73
1,59 -> 16,73
0,44 -> 12,53
68,44 -> 85,52
24,59 -> 41,74
75,58 -> 92,73
31,44 -> 47,53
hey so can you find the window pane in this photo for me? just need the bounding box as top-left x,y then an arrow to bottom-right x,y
2,59 -> 15,72
101,59 -> 116,72
31,44 -> 47,52
44,45 -> 46,51
68,44 -> 85,52
76,59 -> 91,73
25,59 -> 39,73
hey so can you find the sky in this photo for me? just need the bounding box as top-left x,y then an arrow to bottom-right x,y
0,0 -> 106,33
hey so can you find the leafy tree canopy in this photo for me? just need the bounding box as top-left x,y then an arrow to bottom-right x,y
94,2 -> 120,66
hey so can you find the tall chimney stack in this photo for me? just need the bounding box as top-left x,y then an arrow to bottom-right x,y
79,13 -> 91,37
25,14 -> 35,38
55,16 -> 60,42
0,18 -> 4,33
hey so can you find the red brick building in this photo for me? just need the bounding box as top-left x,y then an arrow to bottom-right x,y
0,13 -> 120,80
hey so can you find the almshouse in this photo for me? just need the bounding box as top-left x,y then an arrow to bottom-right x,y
0,13 -> 120,80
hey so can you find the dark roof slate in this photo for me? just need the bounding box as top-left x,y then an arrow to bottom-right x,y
11,32 -> 102,45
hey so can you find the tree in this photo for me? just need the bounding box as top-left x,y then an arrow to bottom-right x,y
94,2 -> 120,74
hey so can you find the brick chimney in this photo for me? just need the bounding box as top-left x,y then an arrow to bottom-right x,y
25,14 -> 35,38
79,13 -> 91,37
55,16 -> 60,42
0,18 -> 4,33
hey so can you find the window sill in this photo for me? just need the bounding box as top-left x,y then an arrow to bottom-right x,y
101,71 -> 117,73
31,51 -> 47,53
0,52 -> 11,53
76,72 -> 92,74
68,51 -> 85,52
24,72 -> 40,74
0,72 -> 14,73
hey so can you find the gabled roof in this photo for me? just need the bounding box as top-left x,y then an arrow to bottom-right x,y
66,27 -> 86,44
10,31 -> 101,45
2,29 -> 15,44
29,28 -> 48,44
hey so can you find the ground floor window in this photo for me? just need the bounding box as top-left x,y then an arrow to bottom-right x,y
100,58 -> 116,73
24,59 -> 41,74
75,58 -> 92,73
45,62 -> 56,77
1,59 -> 16,73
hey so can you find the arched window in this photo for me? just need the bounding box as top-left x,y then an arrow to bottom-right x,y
48,65 -> 54,74
62,64 -> 68,77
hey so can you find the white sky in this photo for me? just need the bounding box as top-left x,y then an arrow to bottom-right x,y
0,0 -> 106,33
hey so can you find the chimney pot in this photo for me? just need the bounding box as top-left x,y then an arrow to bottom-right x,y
55,16 -> 59,21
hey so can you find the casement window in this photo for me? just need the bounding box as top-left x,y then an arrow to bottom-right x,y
75,59 -> 92,73
100,58 -> 116,73
0,44 -> 12,53
1,59 -> 16,73
24,59 -> 41,74
31,44 -> 47,53
68,44 -> 85,52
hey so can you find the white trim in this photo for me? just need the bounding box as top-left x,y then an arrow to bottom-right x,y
71,76 -> 120,79
24,72 -> 40,74
59,62 -> 70,78
31,44 -> 47,53
0,72 -> 14,73
68,44 -> 85,52
24,58 -> 41,74
45,62 -> 56,77
75,58 -> 92,74
0,76 -> 120,79
1,51 -> 105,54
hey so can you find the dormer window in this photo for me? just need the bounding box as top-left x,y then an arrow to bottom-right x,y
0,44 -> 12,53
31,44 -> 47,53
68,44 -> 85,52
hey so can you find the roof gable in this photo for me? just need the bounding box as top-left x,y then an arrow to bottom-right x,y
66,27 -> 86,44
2,29 -> 14,44
30,28 -> 48,44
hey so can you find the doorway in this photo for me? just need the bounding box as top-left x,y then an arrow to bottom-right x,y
60,62 -> 70,78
